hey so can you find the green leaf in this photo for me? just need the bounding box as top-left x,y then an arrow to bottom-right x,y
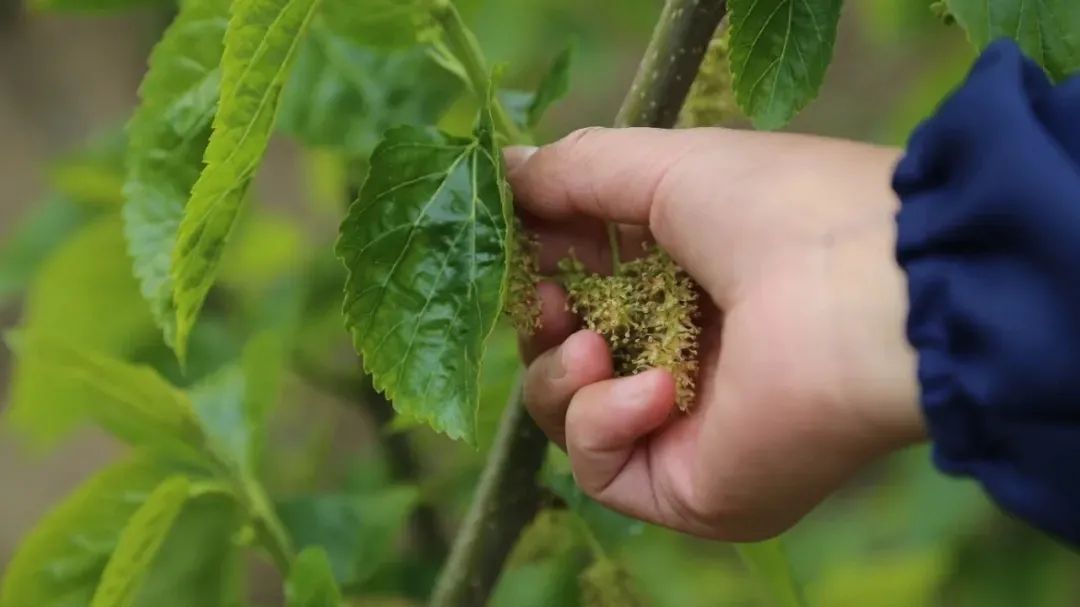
123,0 -> 229,350
171,0 -> 321,362
7,333 -> 208,461
336,102 -> 510,444
944,0 -> 1080,80
542,450 -> 644,549
130,492 -> 245,607
806,548 -> 950,607
50,130 -> 128,209
5,217 -> 157,446
728,0 -> 842,129
0,196 -> 93,303
31,0 -> 167,13
491,556 -> 584,607
188,333 -> 285,474
497,90 -> 537,133
90,477 -> 191,607
579,558 -> 645,607
476,325 -> 520,449
736,539 -> 807,607
320,0 -> 423,49
285,547 -> 343,607
493,510 -> 588,607
527,44 -> 574,129
0,457 -> 171,607
277,487 -> 419,588
279,20 -> 462,157
189,364 -> 249,469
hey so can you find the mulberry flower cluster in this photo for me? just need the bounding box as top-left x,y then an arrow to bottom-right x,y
559,247 -> 700,410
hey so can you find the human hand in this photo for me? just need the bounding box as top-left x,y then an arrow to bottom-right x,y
506,127 -> 926,541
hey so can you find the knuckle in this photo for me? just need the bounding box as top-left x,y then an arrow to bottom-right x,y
556,126 -> 608,157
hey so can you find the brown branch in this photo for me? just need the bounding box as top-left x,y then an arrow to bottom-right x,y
428,385 -> 548,607
426,2 -> 727,606
616,0 -> 728,129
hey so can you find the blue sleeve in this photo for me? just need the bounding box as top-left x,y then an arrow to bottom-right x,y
894,39 -> 1080,545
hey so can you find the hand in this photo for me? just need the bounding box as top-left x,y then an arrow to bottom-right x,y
506,127 -> 926,541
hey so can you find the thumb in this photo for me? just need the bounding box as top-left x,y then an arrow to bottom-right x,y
505,127 -> 701,225
565,369 -> 676,501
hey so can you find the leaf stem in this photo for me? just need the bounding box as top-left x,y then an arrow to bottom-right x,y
607,223 -> 623,273
428,0 -> 529,145
243,476 -> 295,572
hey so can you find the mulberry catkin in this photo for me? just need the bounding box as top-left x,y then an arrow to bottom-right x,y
561,247 -> 700,410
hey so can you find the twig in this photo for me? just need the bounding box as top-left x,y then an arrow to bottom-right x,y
428,385 -> 548,607
615,0 -> 729,129
427,2 -> 727,605
429,0 -> 529,145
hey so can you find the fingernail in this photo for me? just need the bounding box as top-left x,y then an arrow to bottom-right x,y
503,145 -> 539,172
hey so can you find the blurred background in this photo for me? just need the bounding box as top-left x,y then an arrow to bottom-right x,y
1,0 -> 1078,605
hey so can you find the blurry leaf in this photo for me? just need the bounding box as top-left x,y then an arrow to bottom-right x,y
806,548 -> 949,607
944,521 -> 1079,607
124,0 -> 229,350
496,90 -> 536,132
321,0 -> 422,49
30,0 -> 167,14
50,130 -> 127,209
878,42 -> 976,145
190,364 -> 249,470
945,0 -> 1080,81
736,539 -> 806,607
0,457 -> 171,607
130,493 -> 245,607
336,102 -> 509,444
6,217 -> 157,446
279,20 -> 461,158
579,558 -> 644,607
217,214 -> 305,294
277,487 -> 419,588
728,0 -> 842,129
90,477 -> 191,607
0,196 -> 93,302
476,326 -> 519,449
301,148 -> 349,217
617,526 -> 756,607
8,333 -> 207,462
491,556 -> 585,607
189,333 -> 287,474
492,510 -> 588,607
172,0 -> 320,363
286,547 -> 342,607
527,44 -> 574,128
542,450 -> 644,549
858,0 -> 944,44
240,331 -> 288,463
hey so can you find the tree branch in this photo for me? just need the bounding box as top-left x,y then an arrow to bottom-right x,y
428,385 -> 548,607
616,0 -> 729,129
427,3 -> 727,605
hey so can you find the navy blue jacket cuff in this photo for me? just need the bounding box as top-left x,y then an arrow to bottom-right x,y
894,39 -> 1080,545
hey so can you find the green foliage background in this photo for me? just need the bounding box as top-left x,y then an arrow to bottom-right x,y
0,0 -> 1078,605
